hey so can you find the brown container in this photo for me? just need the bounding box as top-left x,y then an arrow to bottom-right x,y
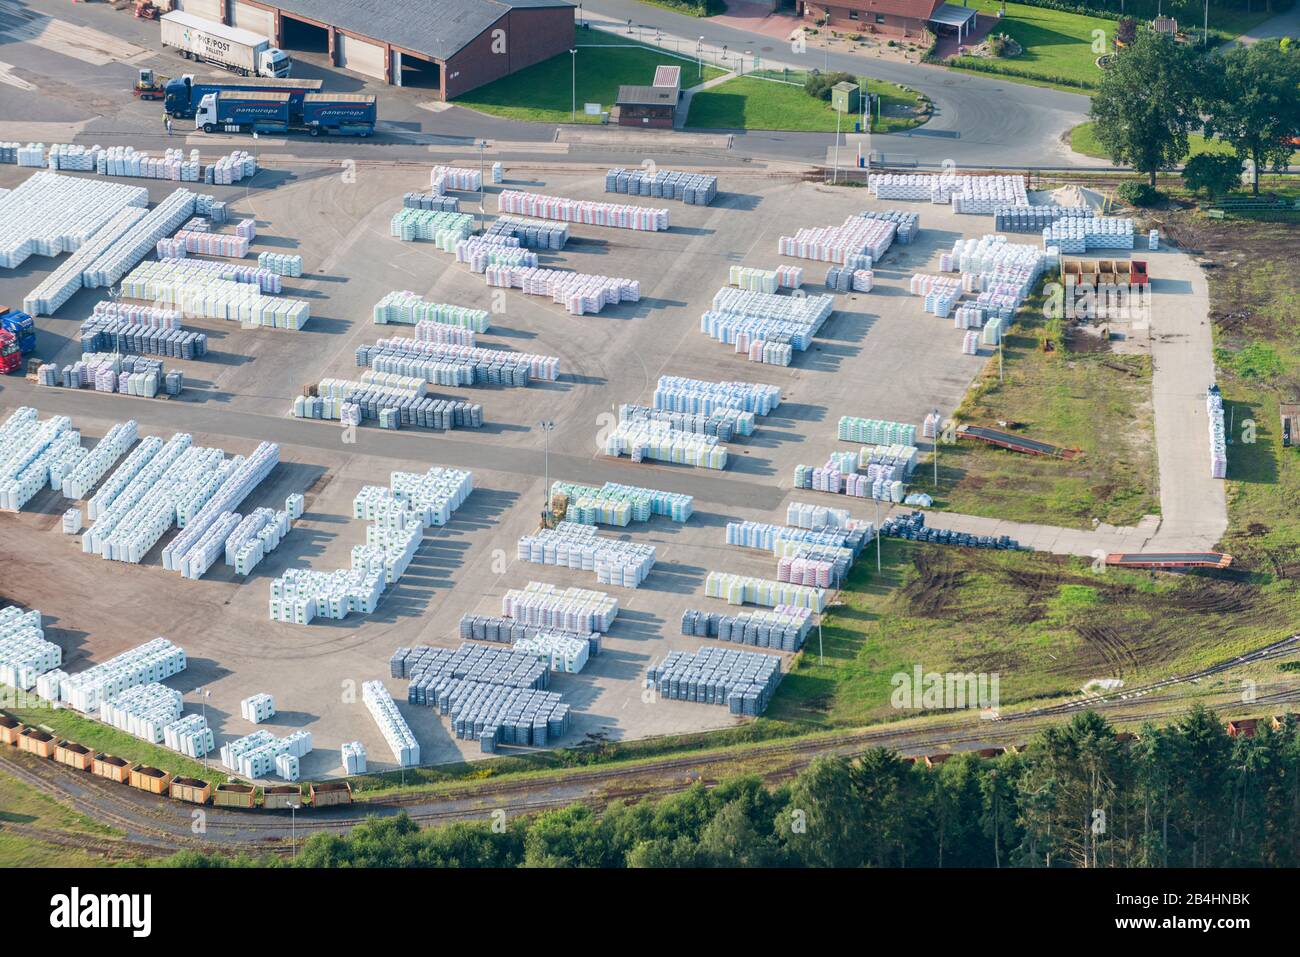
213,782 -> 257,809
128,764 -> 172,795
54,740 -> 93,771
17,727 -> 55,759
93,753 -> 130,783
262,784 -> 303,810
0,713 -> 20,746
169,776 -> 212,805
309,780 -> 353,808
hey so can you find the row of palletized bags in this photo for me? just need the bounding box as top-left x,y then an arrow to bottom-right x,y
408,674 -> 568,753
483,264 -> 640,316
373,291 -> 491,332
456,237 -> 537,273
80,314 -> 207,360
838,415 -> 917,446
551,478 -> 694,524
498,189 -> 669,231
605,422 -> 729,469
60,638 -> 186,715
514,633 -> 591,674
681,605 -> 812,652
647,646 -> 783,716
57,419 -> 135,500
1,172 -> 148,269
605,168 -> 717,205
392,643 -> 550,688
430,164 -> 482,193
99,682 -> 182,743
725,520 -> 868,559
390,208 -> 474,243
1208,386 -> 1227,479
363,681 -> 420,766
484,215 -> 569,250
993,205 -> 1090,233
359,336 -> 559,384
517,522 -> 657,588
403,190 -> 460,212
456,613 -> 602,657
653,375 -> 781,417
778,214 -> 894,265
119,269 -> 309,330
1044,217 -> 1135,253
618,402 -> 753,442
156,251 -> 281,293
0,608 -> 60,691
501,582 -> 619,633
704,571 -> 826,611
0,410 -> 79,512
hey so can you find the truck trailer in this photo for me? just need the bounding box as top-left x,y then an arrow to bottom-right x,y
163,74 -> 323,119
160,11 -> 291,78
195,90 -> 376,137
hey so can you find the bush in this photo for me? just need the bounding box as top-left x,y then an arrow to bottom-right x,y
803,70 -> 858,100
1116,180 -> 1164,206
1117,16 -> 1138,45
987,33 -> 1013,57
1182,153 -> 1242,198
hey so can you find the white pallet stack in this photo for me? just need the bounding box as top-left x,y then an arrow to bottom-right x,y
0,408 -> 80,512
99,682 -> 183,744
241,692 -> 276,723
363,679 -> 420,767
0,171 -> 148,269
60,420 -> 137,500
0,607 -> 61,691
60,637 -> 186,714
341,741 -> 367,774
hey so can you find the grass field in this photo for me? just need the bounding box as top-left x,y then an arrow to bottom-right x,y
766,539 -> 1300,727
685,74 -> 926,133
929,291 -> 1160,529
0,768 -> 121,867
947,1 -> 1120,90
1070,122 -> 1300,167
2,693 -> 229,785
453,26 -> 724,123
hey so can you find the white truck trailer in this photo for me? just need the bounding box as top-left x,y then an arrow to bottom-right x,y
160,11 -> 291,79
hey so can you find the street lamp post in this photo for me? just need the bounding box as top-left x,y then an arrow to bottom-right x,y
873,498 -> 881,573
570,49 -> 577,123
697,37 -> 704,80
198,688 -> 210,771
289,803 -> 300,860
539,420 -> 555,522
477,140 -> 487,230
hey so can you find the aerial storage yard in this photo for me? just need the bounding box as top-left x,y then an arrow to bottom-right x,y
0,148 -> 1209,779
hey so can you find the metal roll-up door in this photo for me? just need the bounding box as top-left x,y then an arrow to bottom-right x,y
175,0 -> 224,23
231,1 -> 275,37
335,33 -> 387,81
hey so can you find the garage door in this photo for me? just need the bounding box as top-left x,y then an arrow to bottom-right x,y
335,32 -> 387,81
231,1 -> 275,38
175,0 -> 224,23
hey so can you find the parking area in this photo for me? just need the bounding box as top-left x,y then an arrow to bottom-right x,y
1,160 -> 1020,777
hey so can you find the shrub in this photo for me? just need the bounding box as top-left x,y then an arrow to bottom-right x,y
1182,153 -> 1242,199
1117,16 -> 1137,45
803,70 -> 858,100
1116,180 -> 1164,207
987,33 -> 1013,57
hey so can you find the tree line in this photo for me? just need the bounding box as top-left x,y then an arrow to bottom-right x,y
1091,32 -> 1300,193
167,705 -> 1300,868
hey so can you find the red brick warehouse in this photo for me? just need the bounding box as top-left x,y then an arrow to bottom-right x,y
175,0 -> 576,98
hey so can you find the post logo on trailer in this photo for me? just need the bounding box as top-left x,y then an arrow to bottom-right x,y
49,887 -> 152,938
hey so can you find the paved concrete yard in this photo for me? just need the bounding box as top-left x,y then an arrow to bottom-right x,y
0,161 -> 1216,777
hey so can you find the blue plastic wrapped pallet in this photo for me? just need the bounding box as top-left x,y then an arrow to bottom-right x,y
604,167 -> 718,205
881,510 -> 1024,550
854,209 -> 920,244
402,191 -> 461,213
646,646 -> 783,716
680,606 -> 813,651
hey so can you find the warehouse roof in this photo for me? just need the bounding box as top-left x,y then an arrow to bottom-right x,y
615,85 -> 678,108
271,0 -> 574,61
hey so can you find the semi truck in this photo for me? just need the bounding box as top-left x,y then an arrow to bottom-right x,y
0,308 -> 35,355
195,90 -> 376,137
160,11 -> 291,78
163,74 -> 323,119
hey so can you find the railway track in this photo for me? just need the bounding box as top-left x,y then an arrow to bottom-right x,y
4,637 -> 1299,851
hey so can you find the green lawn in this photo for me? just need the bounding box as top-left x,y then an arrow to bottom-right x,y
3,691 -> 229,785
685,74 -> 926,133
1070,121 -> 1300,166
947,0 -> 1121,89
766,539 -> 1300,727
0,768 -> 122,867
930,287 -> 1160,529
453,26 -> 724,123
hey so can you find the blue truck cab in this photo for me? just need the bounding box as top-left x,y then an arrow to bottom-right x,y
0,307 -> 35,355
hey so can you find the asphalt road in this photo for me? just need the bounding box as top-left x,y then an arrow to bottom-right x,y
582,0 -> 1092,167
0,0 -> 1091,170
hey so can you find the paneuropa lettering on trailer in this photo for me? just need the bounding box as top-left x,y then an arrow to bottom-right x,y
49,887 -> 152,937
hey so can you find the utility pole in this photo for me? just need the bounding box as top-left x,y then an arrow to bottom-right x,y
570,49 -> 577,122
198,688 -> 210,771
539,420 -> 555,522
873,497 -> 882,572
